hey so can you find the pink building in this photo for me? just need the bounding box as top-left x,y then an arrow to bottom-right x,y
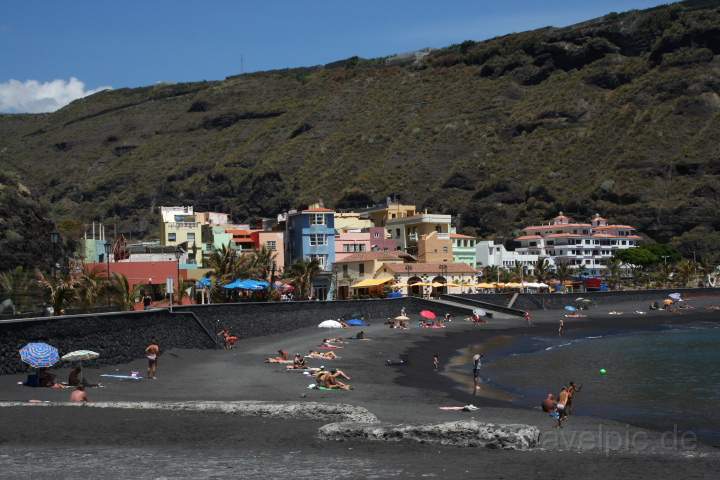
335,230 -> 371,262
254,231 -> 284,274
369,227 -> 398,252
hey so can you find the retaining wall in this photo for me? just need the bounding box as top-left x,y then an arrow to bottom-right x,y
455,287 -> 720,311
0,297 -> 471,375
0,310 -> 215,375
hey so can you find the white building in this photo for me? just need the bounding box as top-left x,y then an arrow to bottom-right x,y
514,213 -> 640,276
476,240 -> 543,273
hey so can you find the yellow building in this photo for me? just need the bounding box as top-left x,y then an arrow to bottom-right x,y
333,251 -> 408,299
334,212 -> 374,232
359,201 -> 417,228
386,212 -> 452,256
159,206 -> 203,265
417,231 -> 453,263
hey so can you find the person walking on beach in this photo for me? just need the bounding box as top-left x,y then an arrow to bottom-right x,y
566,381 -> 582,415
145,340 -> 160,379
558,318 -> 565,337
472,353 -> 484,395
524,311 -> 532,327
432,353 -> 440,371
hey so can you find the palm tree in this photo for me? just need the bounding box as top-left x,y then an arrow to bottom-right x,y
499,267 -> 511,283
533,258 -> 550,282
604,257 -> 623,290
107,272 -> 137,311
250,245 -> 277,281
0,266 -> 39,313
509,264 -> 524,282
285,258 -> 321,299
482,265 -> 499,283
675,259 -> 697,287
76,265 -> 107,308
554,261 -> 572,284
206,243 -> 238,285
36,271 -> 78,315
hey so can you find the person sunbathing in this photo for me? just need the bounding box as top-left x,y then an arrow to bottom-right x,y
286,354 -> 308,369
325,369 -> 352,390
307,350 -> 338,360
265,350 -> 292,363
322,337 -> 345,345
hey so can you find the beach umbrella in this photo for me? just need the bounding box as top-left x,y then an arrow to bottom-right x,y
420,310 -> 436,320
347,319 -> 366,326
564,305 -> 577,313
318,320 -> 343,328
222,279 -> 244,289
196,277 -> 212,288
669,293 -> 682,301
61,350 -> 99,362
395,315 -> 410,321
473,308 -> 487,317
19,342 -> 59,368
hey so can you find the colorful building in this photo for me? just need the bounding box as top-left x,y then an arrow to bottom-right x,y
379,262 -> 477,297
334,212 -> 373,231
333,251 -> 407,299
417,231 -> 452,263
369,226 -> 398,252
284,205 -> 336,300
450,233 -> 477,267
335,230 -> 371,262
387,212 -> 452,257
159,206 -> 202,265
358,200 -> 417,228
253,231 -> 284,274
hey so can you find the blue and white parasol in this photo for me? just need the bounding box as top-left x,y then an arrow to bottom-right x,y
19,342 -> 60,368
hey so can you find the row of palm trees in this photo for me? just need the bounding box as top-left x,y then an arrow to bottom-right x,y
481,257 -> 705,290
203,244 -> 322,301
0,266 -> 137,316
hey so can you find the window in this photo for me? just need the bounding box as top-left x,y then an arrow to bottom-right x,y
442,246 -> 448,253
310,214 -> 325,225
342,264 -> 348,277
310,234 -> 326,246
435,225 -> 441,232
359,263 -> 365,275
168,233 -> 176,242
343,243 -> 366,252
396,229 -> 400,237
187,232 -> 195,242
373,232 -> 380,239
266,240 -> 277,251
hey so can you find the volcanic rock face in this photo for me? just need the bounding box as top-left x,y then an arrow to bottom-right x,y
318,420 -> 541,450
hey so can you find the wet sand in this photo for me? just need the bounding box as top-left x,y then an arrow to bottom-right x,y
1,296 -> 720,478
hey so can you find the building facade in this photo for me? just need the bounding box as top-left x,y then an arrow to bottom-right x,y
450,233 -> 477,267
333,251 -> 405,299
379,262 -> 477,297
475,240 -> 541,273
285,206 -> 336,300
335,230 -> 371,262
159,206 -> 202,265
386,212 -> 452,256
514,213 -> 640,276
417,231 -> 452,263
369,227 -> 398,252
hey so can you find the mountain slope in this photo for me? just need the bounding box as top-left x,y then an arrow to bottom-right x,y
1,0 -> 720,262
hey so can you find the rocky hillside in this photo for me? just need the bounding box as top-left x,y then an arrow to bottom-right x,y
1,0 -> 720,263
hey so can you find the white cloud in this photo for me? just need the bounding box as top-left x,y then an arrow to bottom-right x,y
0,77 -> 111,114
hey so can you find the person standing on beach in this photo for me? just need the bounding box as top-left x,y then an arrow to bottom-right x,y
566,381 -> 582,415
432,353 -> 439,371
472,353 -> 484,395
145,341 -> 160,379
557,387 -> 570,425
558,318 -> 565,337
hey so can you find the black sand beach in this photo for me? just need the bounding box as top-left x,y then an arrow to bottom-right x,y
1,296 -> 720,479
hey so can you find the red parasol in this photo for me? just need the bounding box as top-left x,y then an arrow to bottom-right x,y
420,310 -> 436,320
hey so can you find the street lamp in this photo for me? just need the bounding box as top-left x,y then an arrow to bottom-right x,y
404,264 -> 412,297
104,241 -> 112,307
439,263 -> 448,296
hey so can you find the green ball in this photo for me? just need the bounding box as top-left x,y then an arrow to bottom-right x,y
600,368 -> 607,375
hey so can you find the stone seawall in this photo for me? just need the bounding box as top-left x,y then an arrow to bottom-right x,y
0,297 -> 470,375
0,310 -> 215,375
456,287 -> 720,311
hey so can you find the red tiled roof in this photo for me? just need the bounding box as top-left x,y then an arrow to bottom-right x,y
524,223 -> 592,231
626,235 -> 642,240
334,251 -> 404,263
450,233 -> 475,239
383,262 -> 477,274
303,207 -> 334,213
515,235 -> 542,241
593,225 -> 636,230
545,233 -> 583,238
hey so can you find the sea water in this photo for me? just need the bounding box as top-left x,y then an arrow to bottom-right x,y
481,325 -> 720,445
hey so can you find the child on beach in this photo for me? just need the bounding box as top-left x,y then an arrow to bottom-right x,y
145,341 -> 160,379
432,353 -> 439,371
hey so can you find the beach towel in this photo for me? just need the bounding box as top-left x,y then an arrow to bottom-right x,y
100,374 -> 143,380
306,383 -> 340,391
319,345 -> 342,350
439,405 -> 479,412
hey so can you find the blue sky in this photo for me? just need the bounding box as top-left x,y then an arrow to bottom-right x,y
0,0 -> 670,112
